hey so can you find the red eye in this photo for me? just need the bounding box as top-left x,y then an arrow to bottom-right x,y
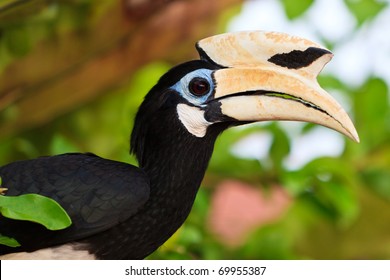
189,78 -> 210,96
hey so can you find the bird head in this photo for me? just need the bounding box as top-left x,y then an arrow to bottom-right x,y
131,31 -> 359,165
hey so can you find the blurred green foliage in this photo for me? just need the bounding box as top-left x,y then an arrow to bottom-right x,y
281,0 -> 314,19
0,0 -> 96,71
345,0 -> 387,25
1,0 -> 390,259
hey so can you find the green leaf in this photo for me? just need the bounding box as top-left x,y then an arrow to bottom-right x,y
240,224 -> 296,259
353,78 -> 389,148
345,0 -> 387,26
209,125 -> 264,181
318,74 -> 350,92
362,168 -> 390,200
0,194 -> 72,230
0,234 -> 21,247
356,78 -> 388,122
50,134 -> 80,155
3,25 -> 31,56
318,182 -> 359,227
281,0 -> 314,19
268,123 -> 290,170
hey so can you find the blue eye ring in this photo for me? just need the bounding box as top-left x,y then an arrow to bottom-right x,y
189,77 -> 210,96
170,68 -> 214,106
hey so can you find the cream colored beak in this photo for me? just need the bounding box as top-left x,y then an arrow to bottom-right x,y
197,31 -> 359,142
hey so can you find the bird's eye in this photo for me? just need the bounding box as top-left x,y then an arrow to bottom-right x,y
189,77 -> 210,96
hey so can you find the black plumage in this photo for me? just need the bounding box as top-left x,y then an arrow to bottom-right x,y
0,31 -> 358,259
0,61 -> 226,259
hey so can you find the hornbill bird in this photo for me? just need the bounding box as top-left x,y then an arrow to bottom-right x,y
0,31 -> 359,259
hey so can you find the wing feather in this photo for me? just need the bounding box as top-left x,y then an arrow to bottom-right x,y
0,153 -> 150,254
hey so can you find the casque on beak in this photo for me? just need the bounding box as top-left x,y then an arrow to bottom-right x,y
198,31 -> 359,142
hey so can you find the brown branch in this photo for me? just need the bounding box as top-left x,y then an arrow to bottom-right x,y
0,0 -> 242,138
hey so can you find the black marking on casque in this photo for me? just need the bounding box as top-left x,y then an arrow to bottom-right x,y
268,47 -> 331,69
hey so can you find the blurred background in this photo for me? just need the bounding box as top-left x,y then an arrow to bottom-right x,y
0,0 -> 389,259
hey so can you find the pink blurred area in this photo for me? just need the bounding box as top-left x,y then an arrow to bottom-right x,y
208,180 -> 291,246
